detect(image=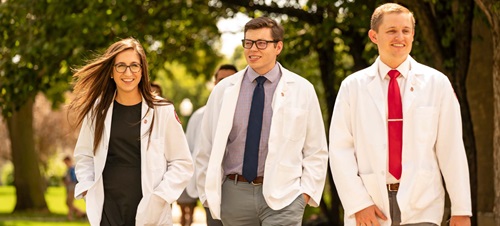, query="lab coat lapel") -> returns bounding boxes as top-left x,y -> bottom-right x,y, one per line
366,63 -> 386,124
140,97 -> 153,149
271,66 -> 291,112
403,58 -> 423,115
218,71 -> 244,129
